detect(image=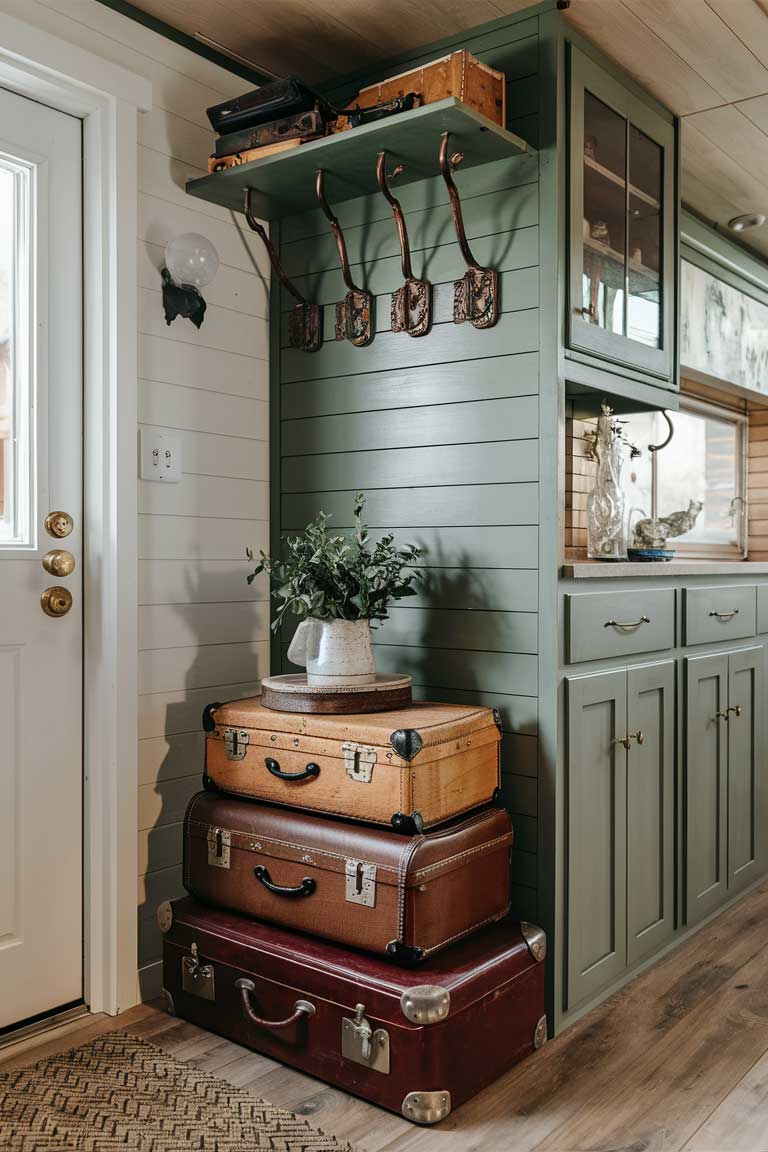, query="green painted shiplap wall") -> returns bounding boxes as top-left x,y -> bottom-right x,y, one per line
273,11 -> 542,918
